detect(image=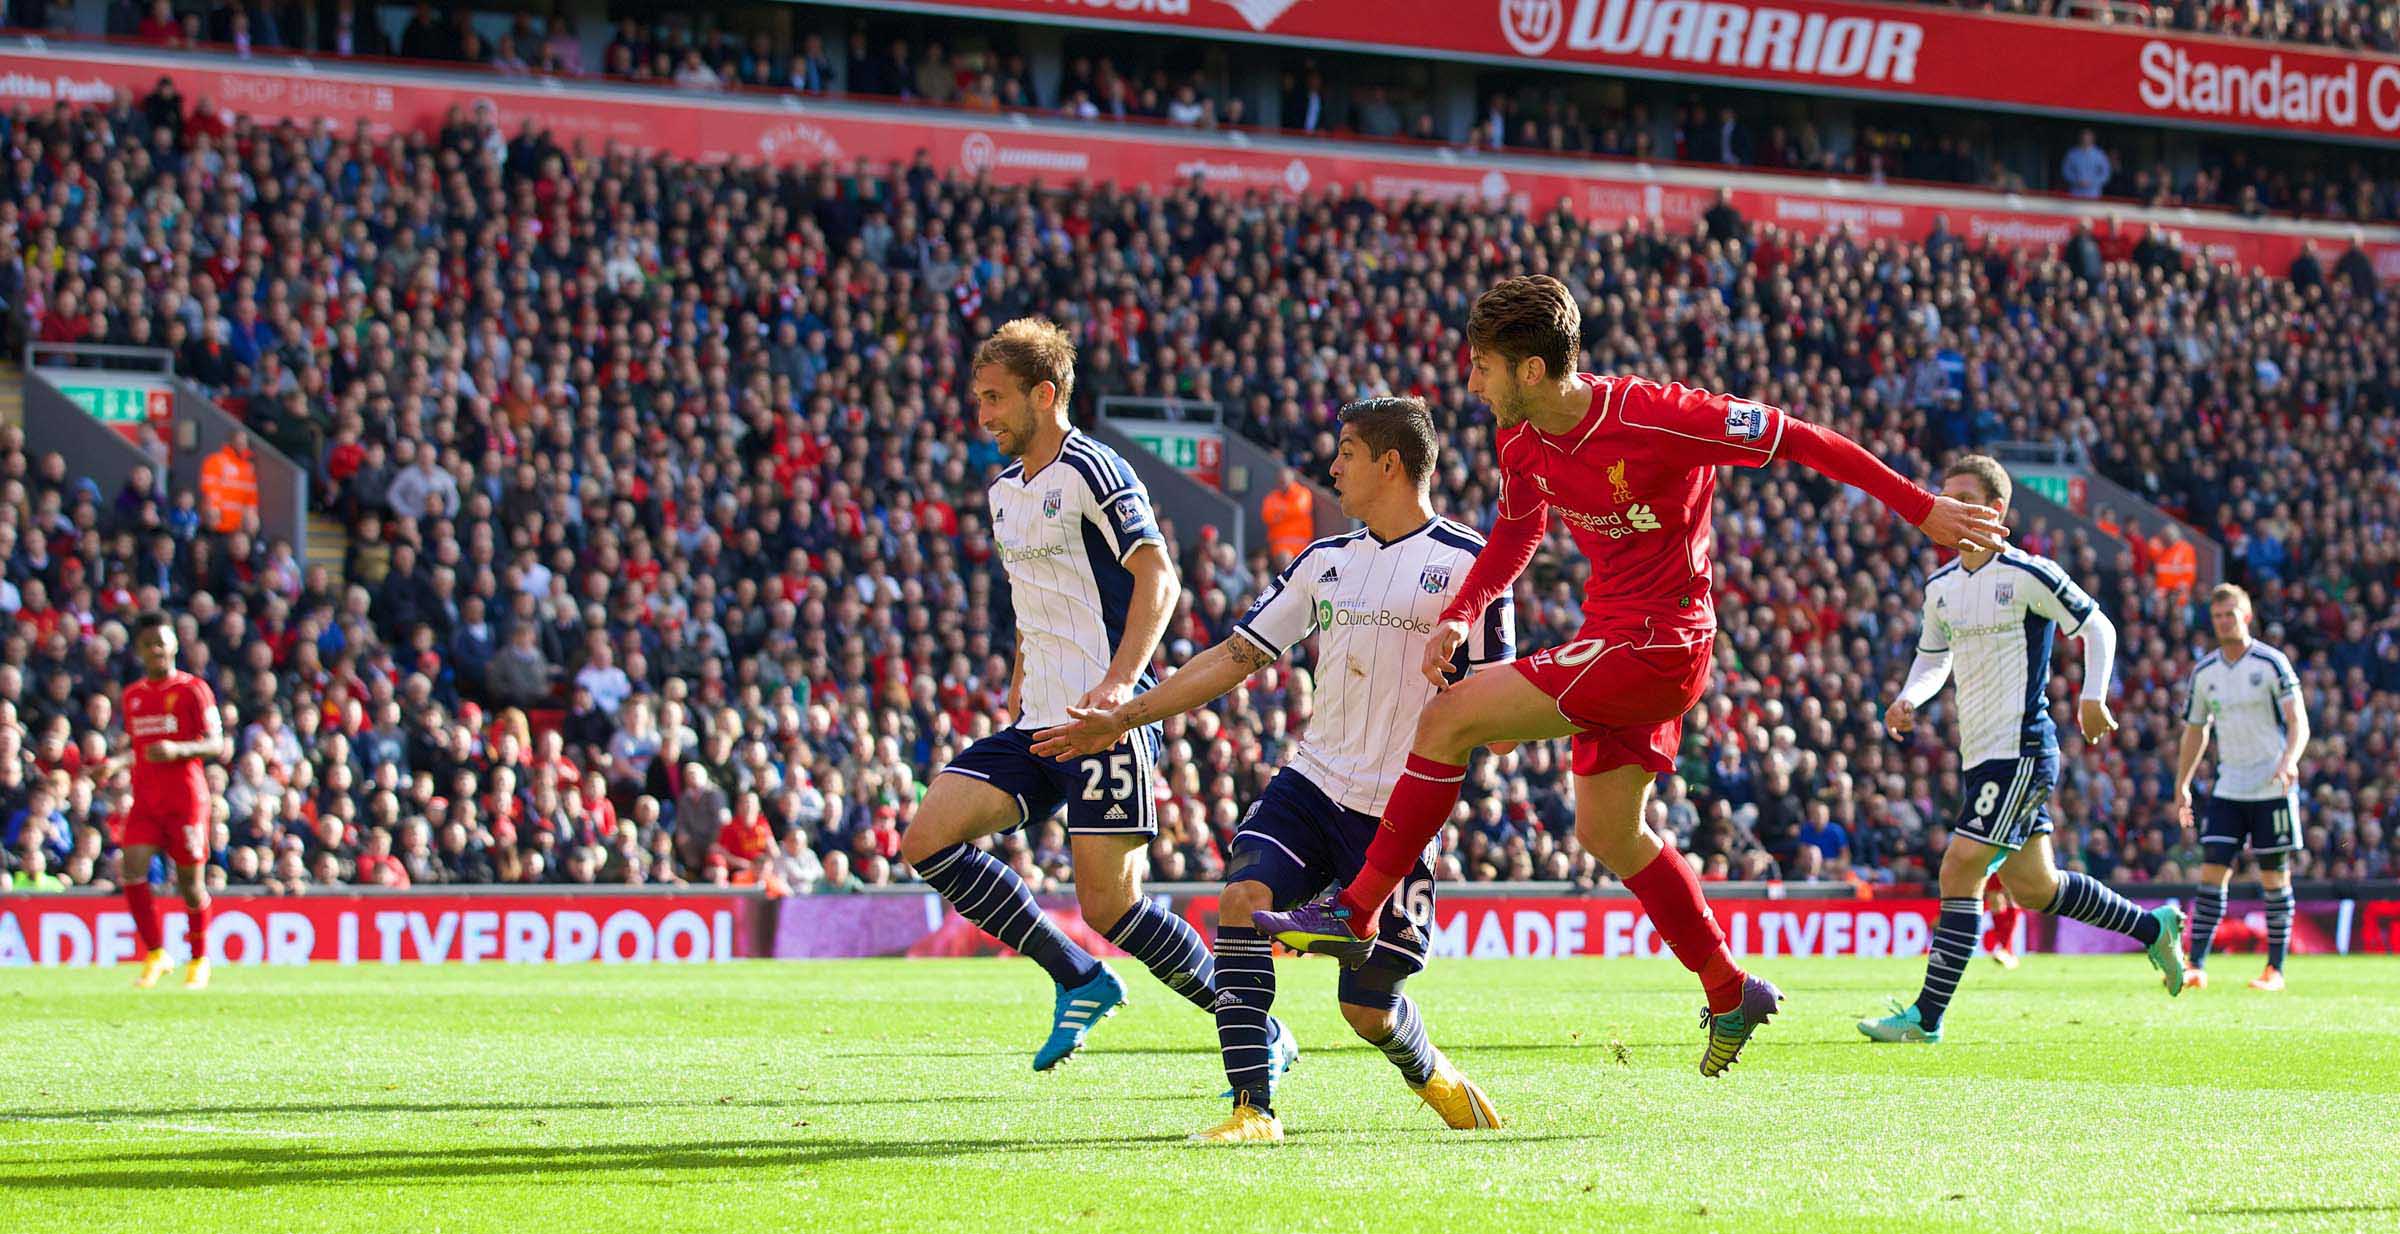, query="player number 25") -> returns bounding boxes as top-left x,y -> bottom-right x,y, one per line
1081,751 -> 1136,801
